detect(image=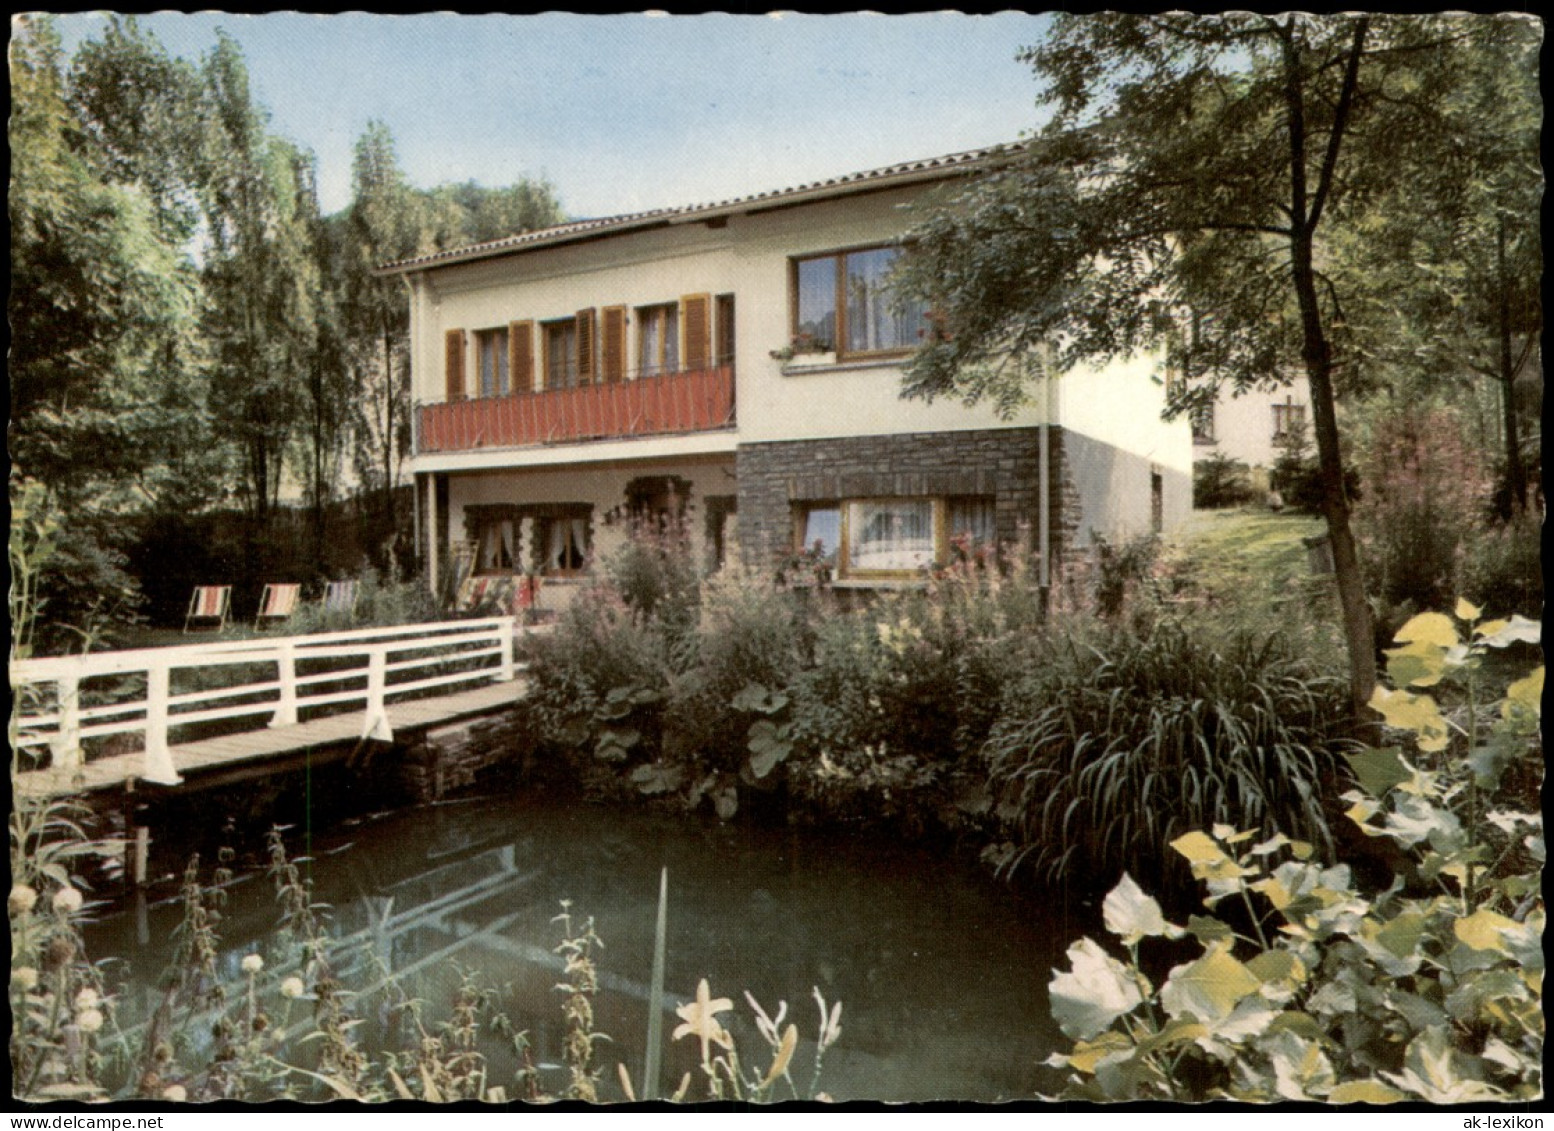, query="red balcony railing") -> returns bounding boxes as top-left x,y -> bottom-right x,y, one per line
415,365 -> 735,454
